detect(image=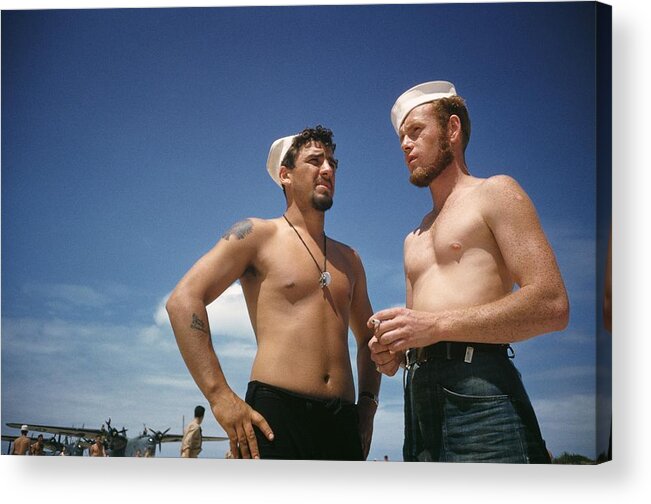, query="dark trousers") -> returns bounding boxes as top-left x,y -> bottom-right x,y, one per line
245,380 -> 363,461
